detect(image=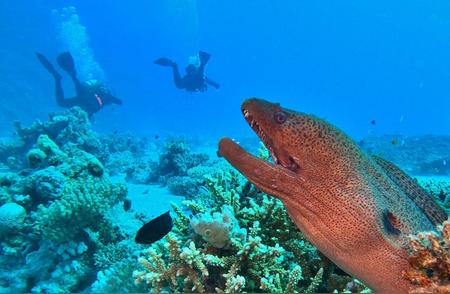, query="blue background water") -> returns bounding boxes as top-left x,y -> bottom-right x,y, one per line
1,0 -> 450,141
